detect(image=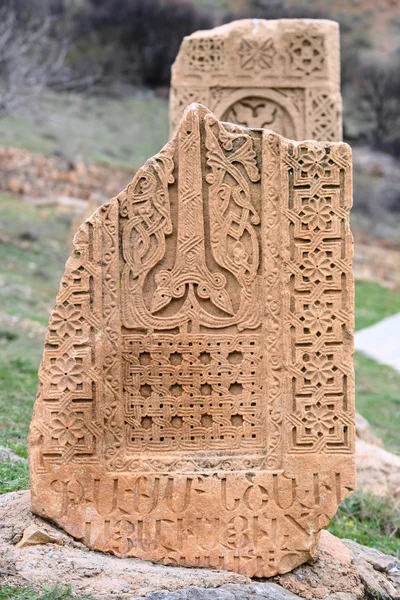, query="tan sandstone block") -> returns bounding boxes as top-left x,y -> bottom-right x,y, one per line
29,104 -> 355,578
170,19 -> 342,142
